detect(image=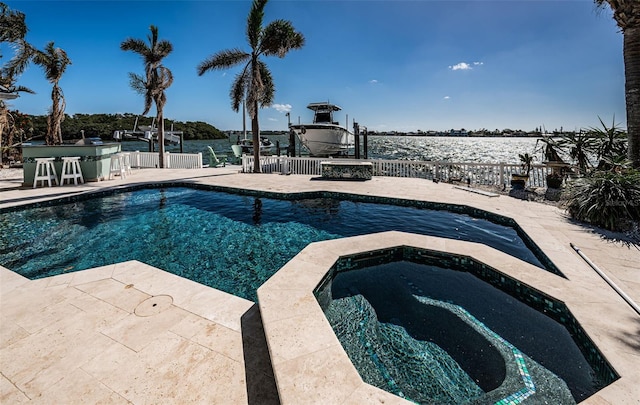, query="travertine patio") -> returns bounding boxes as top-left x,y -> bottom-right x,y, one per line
1,166 -> 638,404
